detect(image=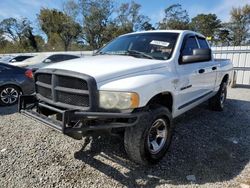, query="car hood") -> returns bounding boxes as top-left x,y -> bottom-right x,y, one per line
42,55 -> 167,83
